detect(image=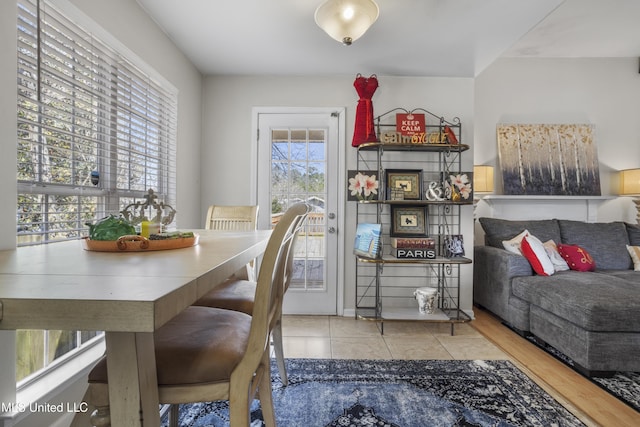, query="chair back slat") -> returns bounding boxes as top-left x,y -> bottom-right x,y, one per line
209,219 -> 254,231
205,205 -> 258,231
206,205 -> 260,280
